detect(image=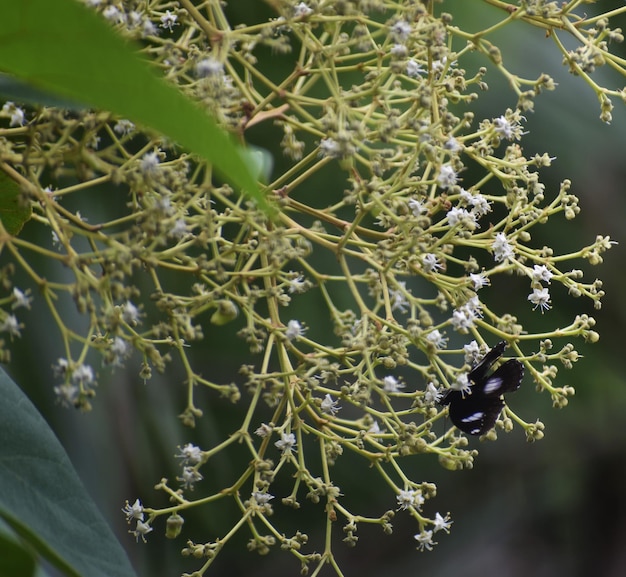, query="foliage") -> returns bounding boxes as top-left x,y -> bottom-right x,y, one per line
0,1 -> 623,576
